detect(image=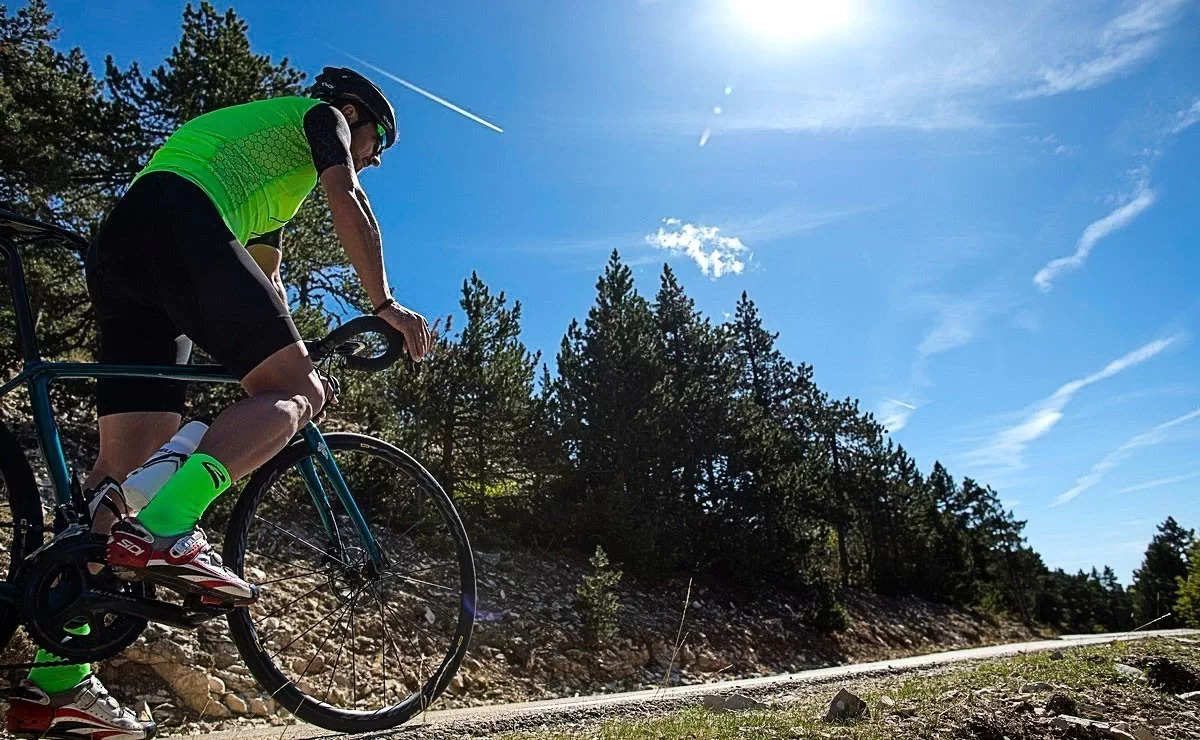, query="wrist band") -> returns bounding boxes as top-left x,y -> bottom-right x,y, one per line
373,298 -> 397,315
